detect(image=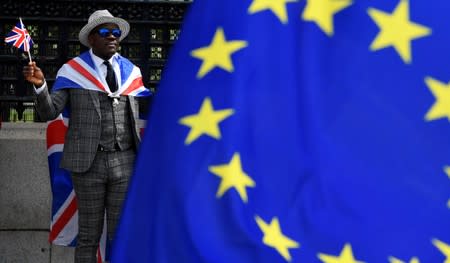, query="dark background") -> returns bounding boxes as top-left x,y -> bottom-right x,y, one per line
0,0 -> 191,122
